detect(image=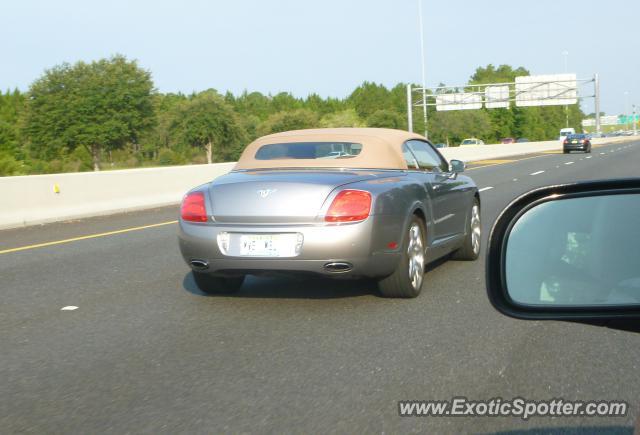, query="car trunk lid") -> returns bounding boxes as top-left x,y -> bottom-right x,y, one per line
208,169 -> 396,224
